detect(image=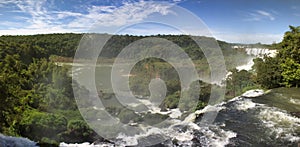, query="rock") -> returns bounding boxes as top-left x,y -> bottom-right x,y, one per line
290,112 -> 300,118
93,138 -> 114,145
241,89 -> 264,98
0,133 -> 37,147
